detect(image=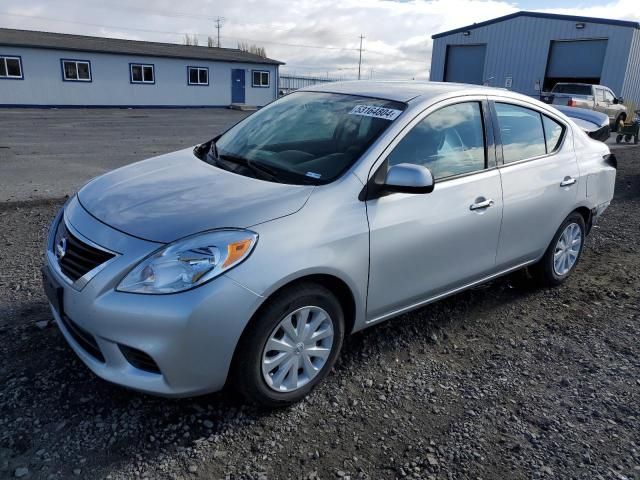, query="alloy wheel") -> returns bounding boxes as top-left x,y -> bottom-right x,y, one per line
553,222 -> 582,276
